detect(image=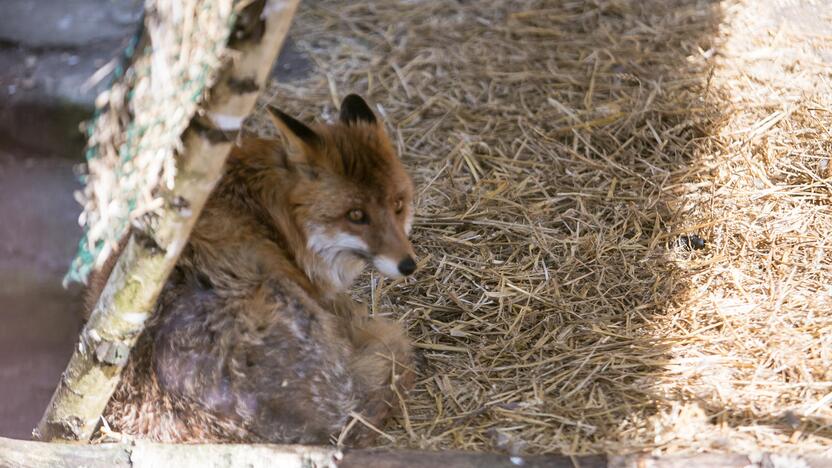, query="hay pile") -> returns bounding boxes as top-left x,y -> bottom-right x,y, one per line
252,0 -> 832,455
68,1 -> 234,284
